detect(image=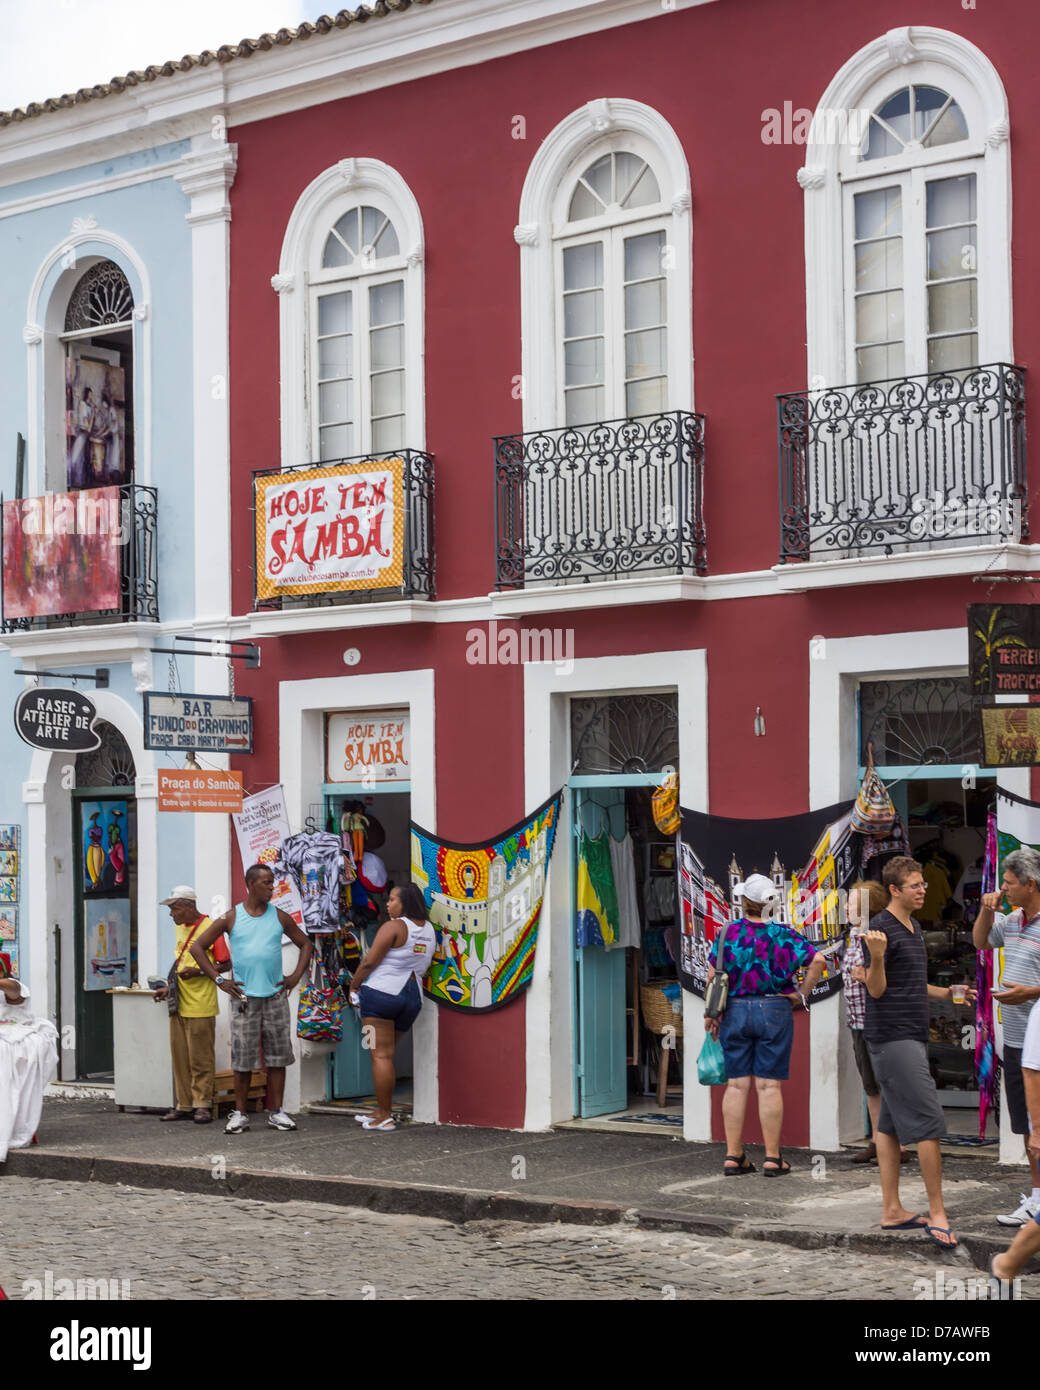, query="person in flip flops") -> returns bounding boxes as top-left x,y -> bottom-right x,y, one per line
863,857 -> 976,1248
988,991 -> 1040,1296
705,874 -> 825,1176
